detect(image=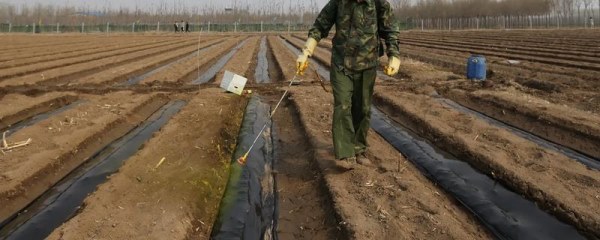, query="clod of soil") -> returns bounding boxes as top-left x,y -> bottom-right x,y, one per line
518,78 -> 562,93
